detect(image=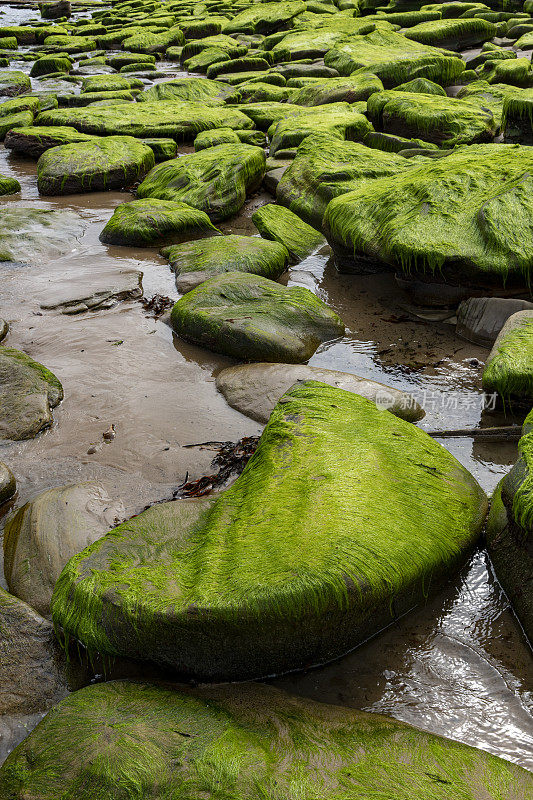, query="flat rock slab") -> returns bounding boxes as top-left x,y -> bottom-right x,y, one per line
1,680 -> 530,799
37,136 -> 155,195
100,199 -> 218,247
0,71 -> 31,97
269,103 -> 372,156
39,268 -> 142,313
4,482 -> 125,616
457,297 -> 533,347
0,208 -> 85,263
0,348 -> 63,441
5,125 -> 95,158
170,272 -> 344,362
137,144 -> 266,222
215,363 -> 425,423
482,310 -> 533,402
252,203 -> 326,263
161,234 -> 289,293
52,382 -> 486,680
